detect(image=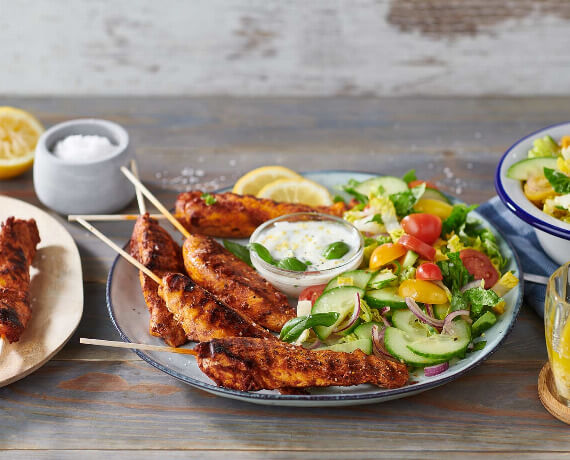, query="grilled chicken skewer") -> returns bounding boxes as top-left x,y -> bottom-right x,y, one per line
129,214 -> 188,347
159,273 -> 275,341
196,337 -> 409,391
183,234 -> 295,332
78,218 -> 276,344
0,217 -> 40,343
174,191 -> 348,238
